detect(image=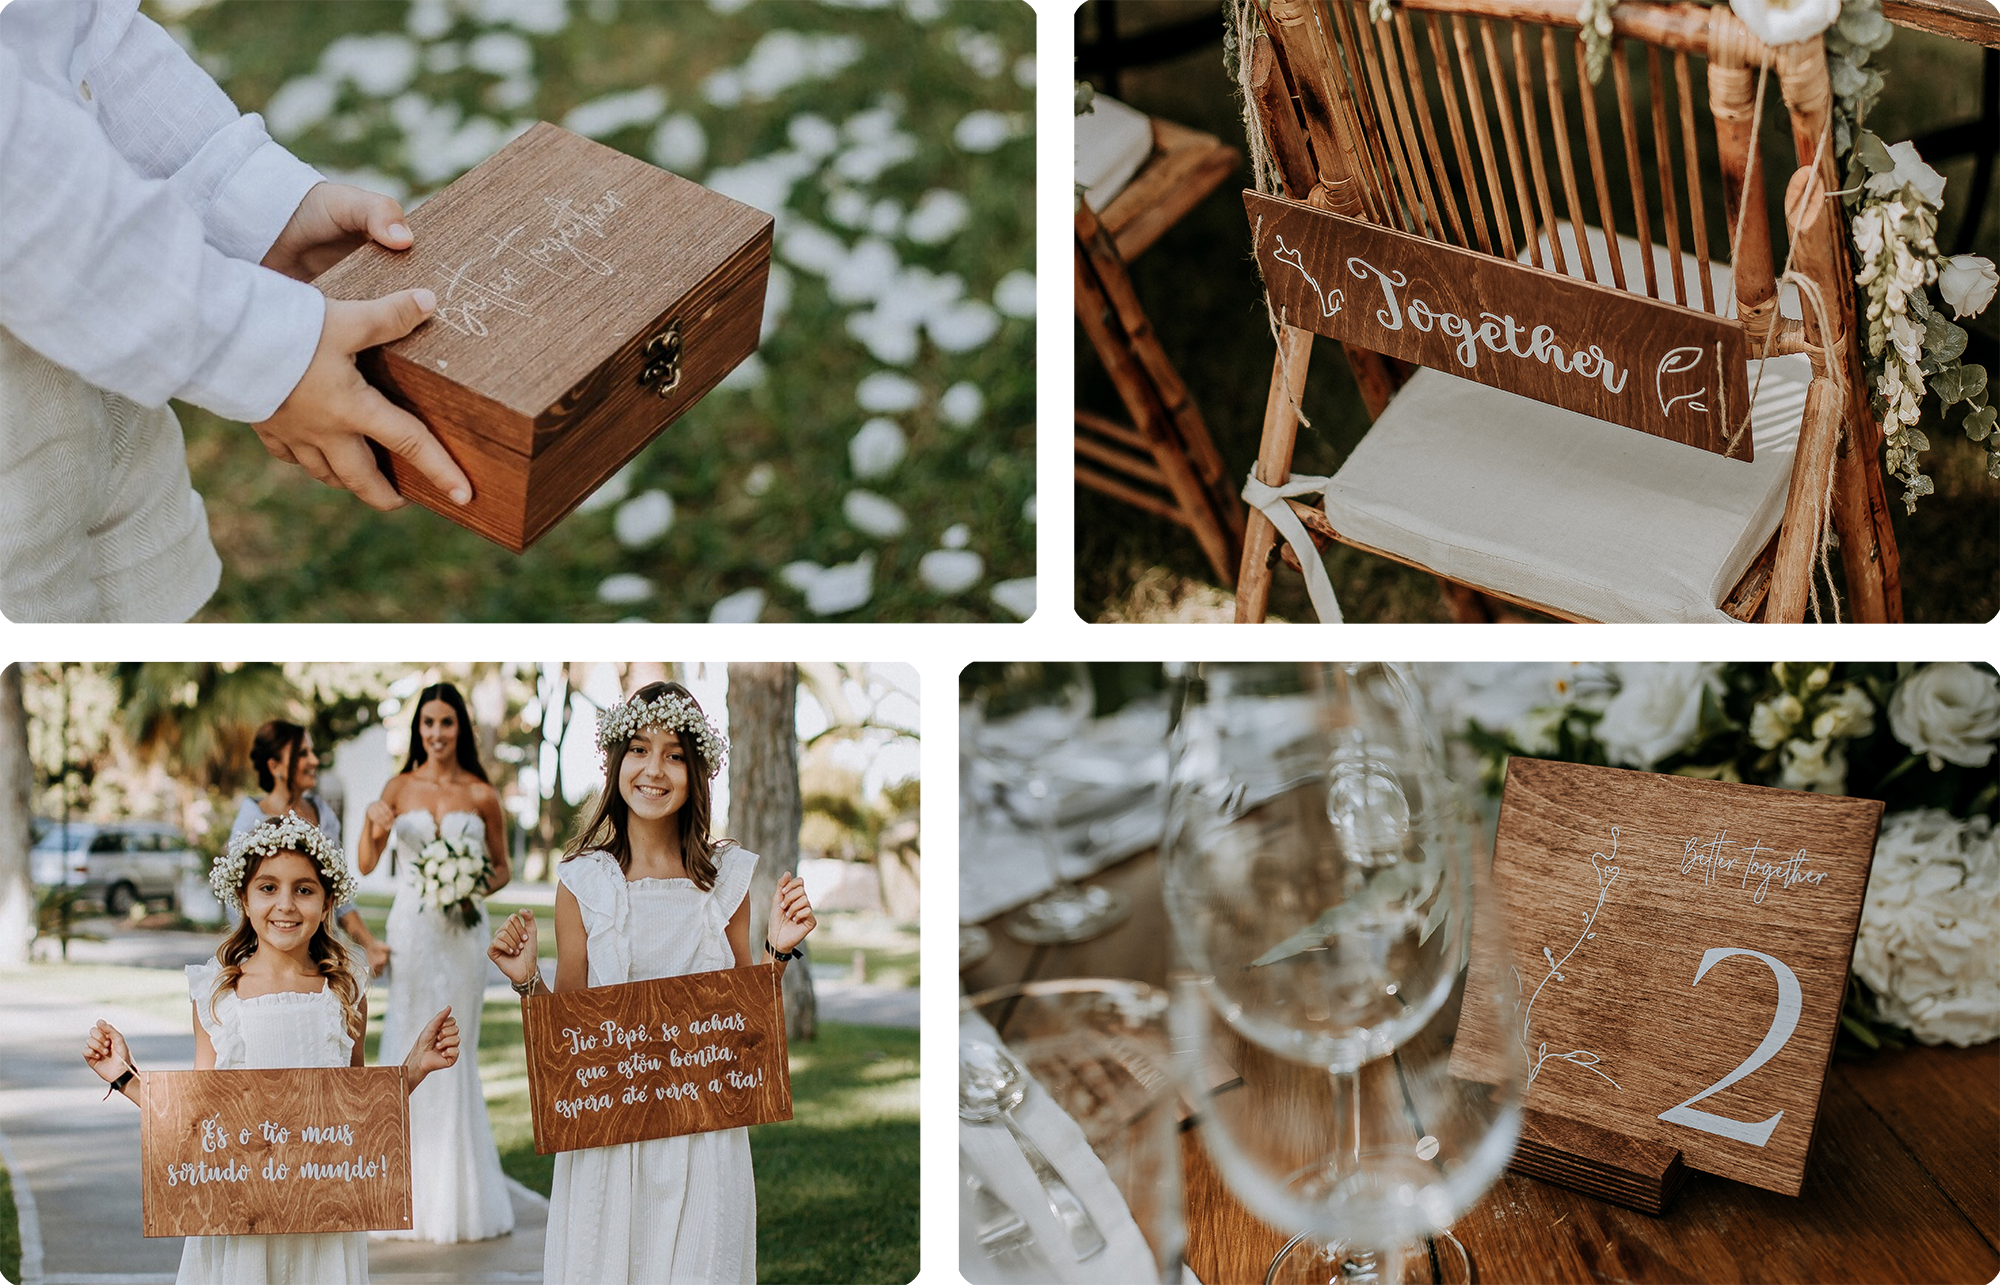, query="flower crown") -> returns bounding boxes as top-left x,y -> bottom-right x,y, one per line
596,691 -> 727,776
211,813 -> 357,910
